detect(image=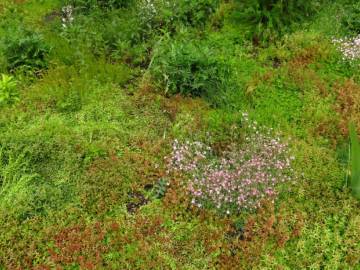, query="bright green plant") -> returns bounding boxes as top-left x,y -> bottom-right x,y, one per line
0,74 -> 19,106
0,147 -> 38,220
349,123 -> 360,200
236,0 -> 320,44
149,38 -> 232,101
152,178 -> 169,199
